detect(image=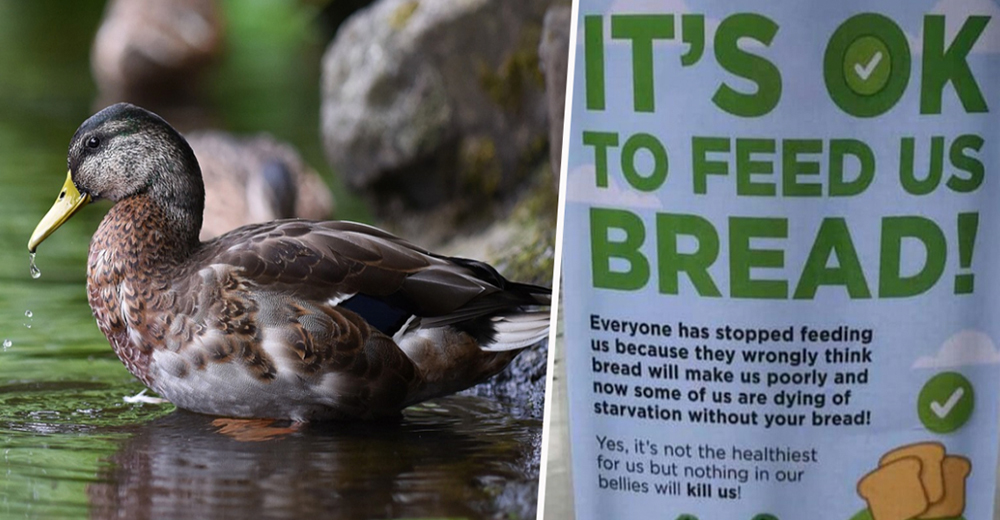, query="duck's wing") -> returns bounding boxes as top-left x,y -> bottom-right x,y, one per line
194,220 -> 550,345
